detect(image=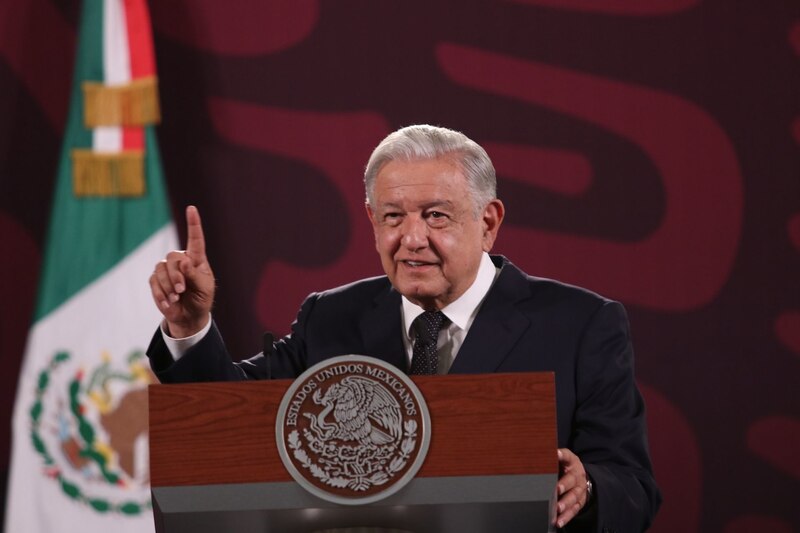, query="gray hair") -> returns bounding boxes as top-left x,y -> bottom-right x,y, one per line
364,125 -> 496,217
